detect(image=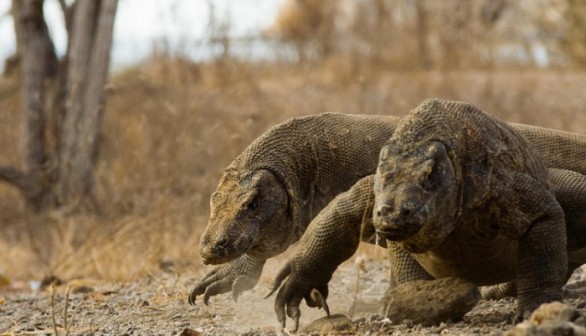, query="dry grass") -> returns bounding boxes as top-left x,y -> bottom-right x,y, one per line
0,55 -> 585,283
